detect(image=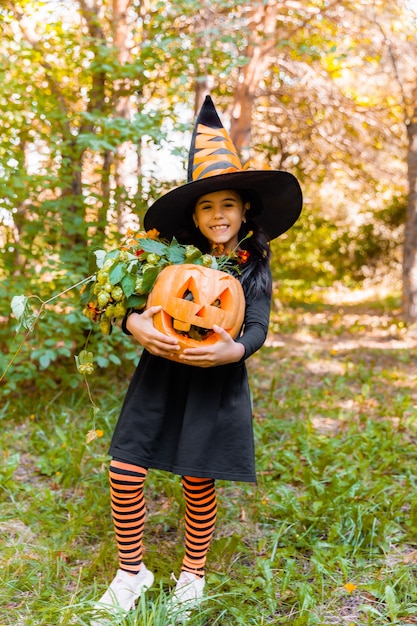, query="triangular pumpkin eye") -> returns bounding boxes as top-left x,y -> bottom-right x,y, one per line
182,289 -> 194,302
211,288 -> 232,310
176,276 -> 198,303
